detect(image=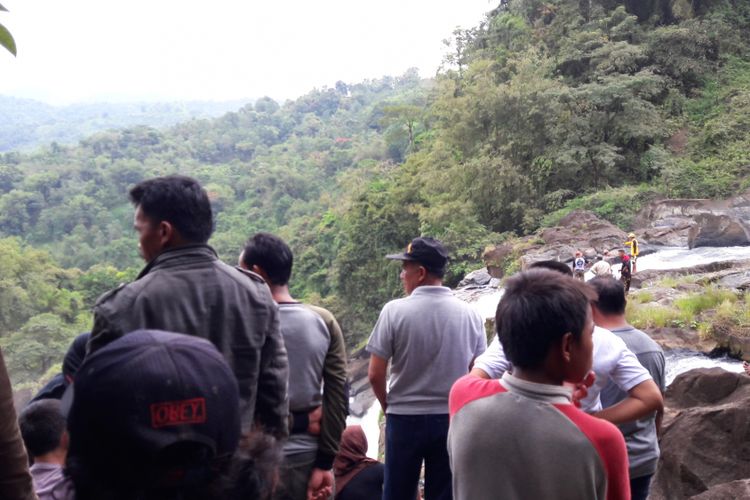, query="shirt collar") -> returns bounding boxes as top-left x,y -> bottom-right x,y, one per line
500,372 -> 573,405
409,285 -> 452,297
